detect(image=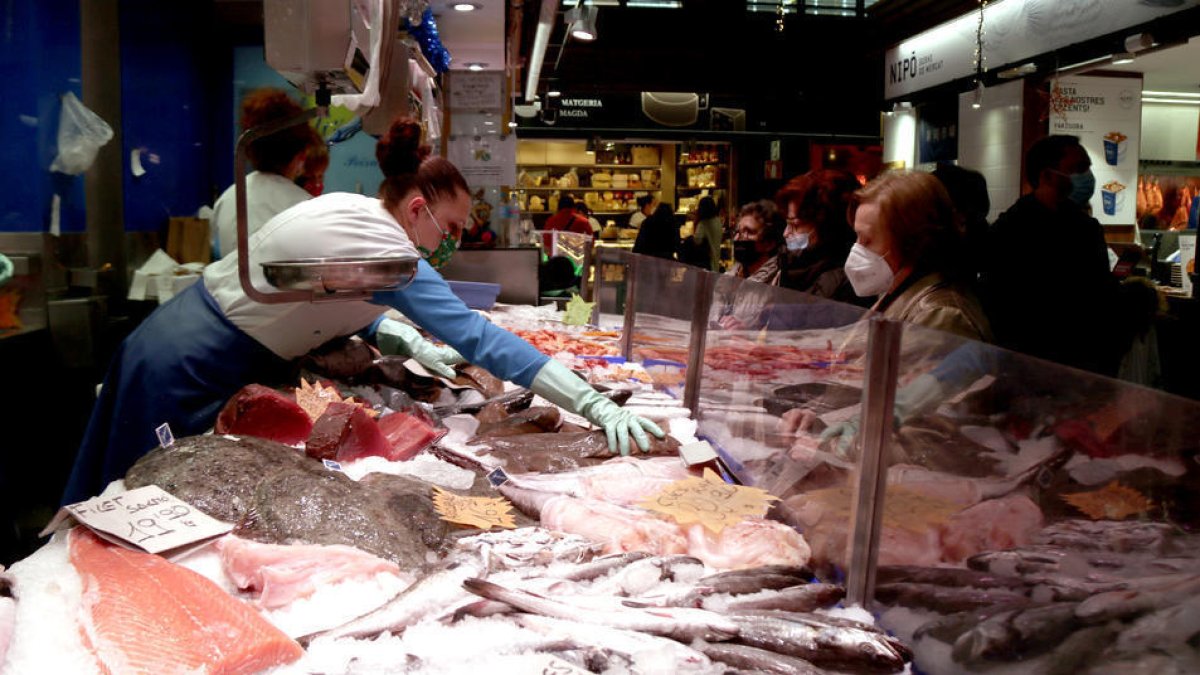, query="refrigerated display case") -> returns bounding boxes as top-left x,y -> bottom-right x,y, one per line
597,249 -> 1200,673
